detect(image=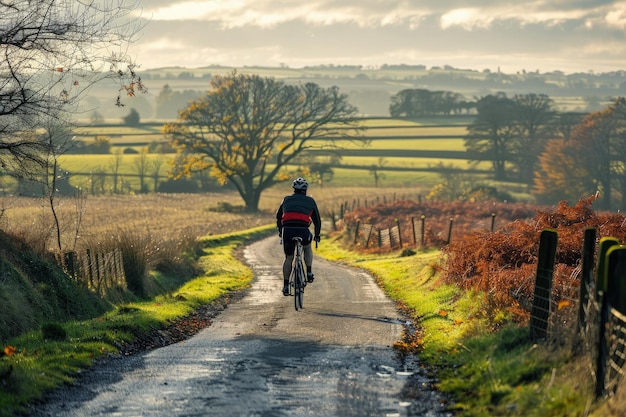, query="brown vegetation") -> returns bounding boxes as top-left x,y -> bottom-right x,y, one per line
342,195 -> 626,327
0,193 -> 270,252
0,186 -> 420,253
342,199 -> 546,249
442,195 -> 626,324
